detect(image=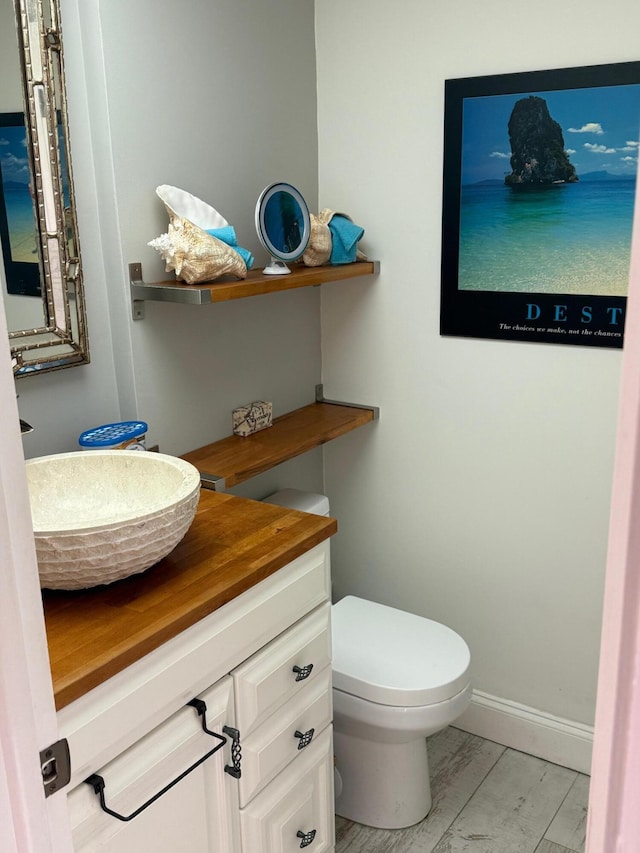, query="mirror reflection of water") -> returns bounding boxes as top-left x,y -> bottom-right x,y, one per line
264,192 -> 304,254
5,185 -> 37,262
